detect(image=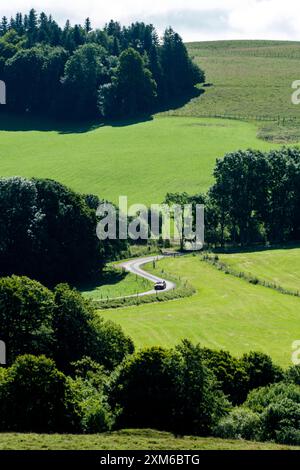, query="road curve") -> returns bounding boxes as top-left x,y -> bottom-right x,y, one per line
118,255 -> 176,298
